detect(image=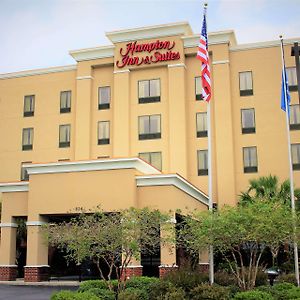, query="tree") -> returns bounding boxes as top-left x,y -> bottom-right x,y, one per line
239,175 -> 300,209
44,207 -> 173,293
179,201 -> 298,290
